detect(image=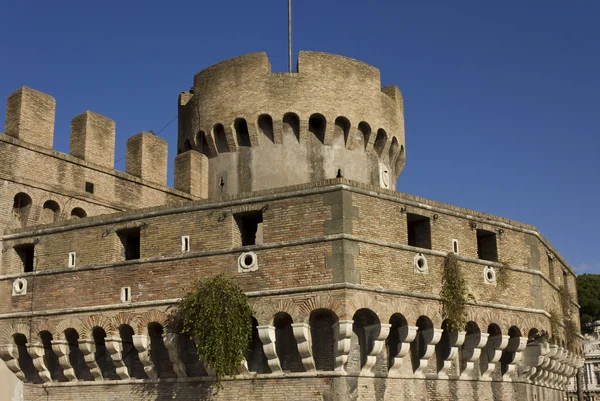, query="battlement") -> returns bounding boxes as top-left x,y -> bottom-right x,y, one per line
178,52 -> 406,198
